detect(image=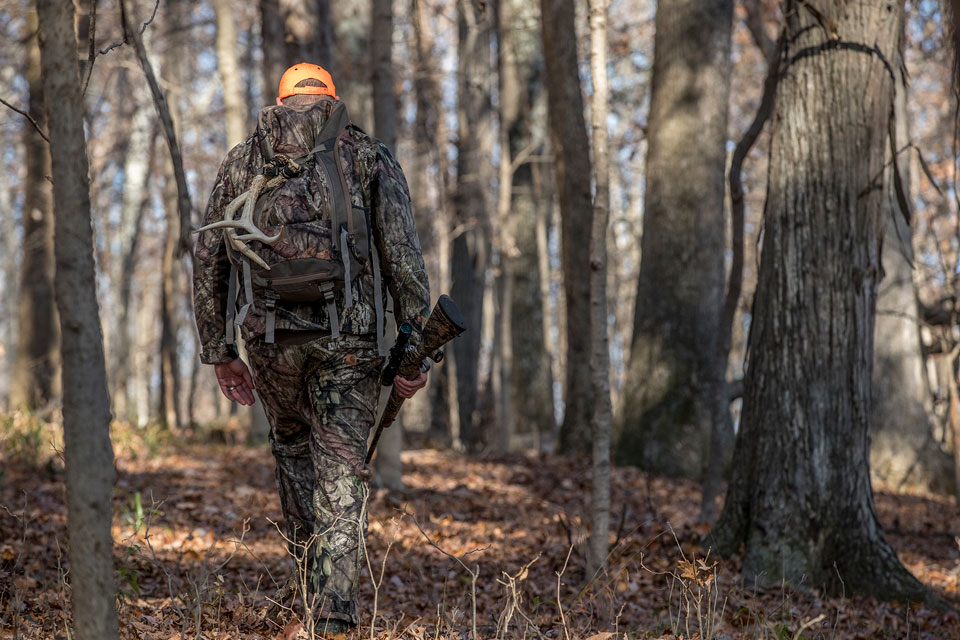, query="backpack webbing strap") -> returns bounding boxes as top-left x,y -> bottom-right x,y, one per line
225,262 -> 239,345
265,299 -> 277,344
340,227 -> 353,309
370,241 -> 387,356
